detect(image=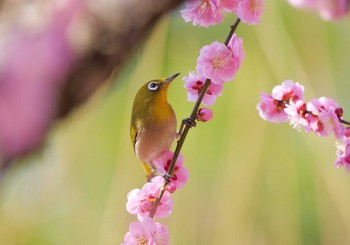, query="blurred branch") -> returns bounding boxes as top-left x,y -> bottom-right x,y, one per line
0,0 -> 185,170
58,0 -> 185,117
